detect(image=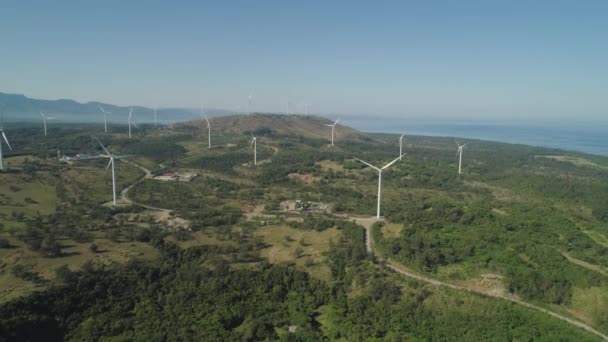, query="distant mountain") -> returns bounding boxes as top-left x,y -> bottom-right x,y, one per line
181,113 -> 367,141
0,91 -> 232,124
